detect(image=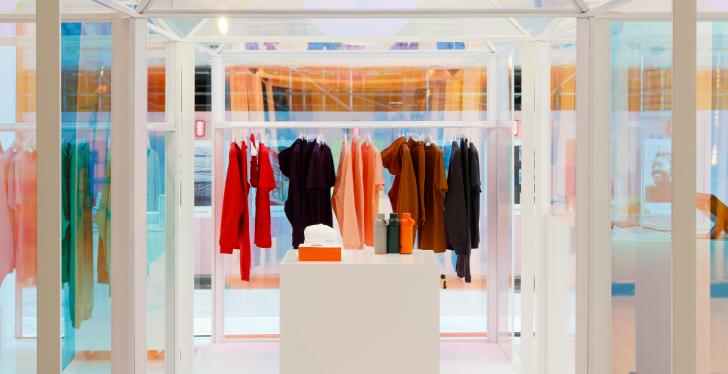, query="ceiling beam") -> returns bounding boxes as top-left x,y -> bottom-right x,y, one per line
90,0 -> 138,17
583,0 -> 635,17
144,8 -> 581,18
508,18 -> 531,38
137,0 -> 155,14
569,0 -> 590,13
